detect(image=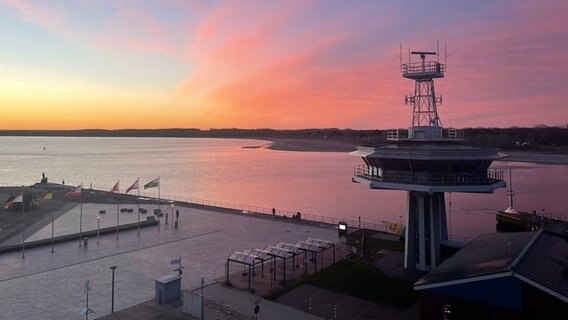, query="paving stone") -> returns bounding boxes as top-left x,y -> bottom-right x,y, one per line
0,205 -> 338,319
